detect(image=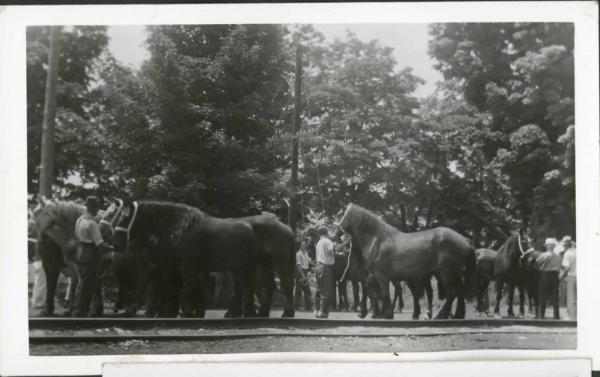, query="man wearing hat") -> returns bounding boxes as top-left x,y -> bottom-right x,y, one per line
535,238 -> 563,319
74,196 -> 107,317
559,236 -> 576,320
